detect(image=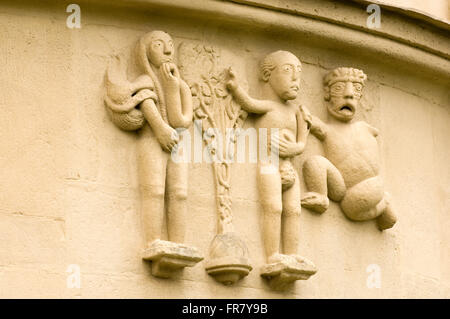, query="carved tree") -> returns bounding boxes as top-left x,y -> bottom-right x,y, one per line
178,43 -> 252,285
